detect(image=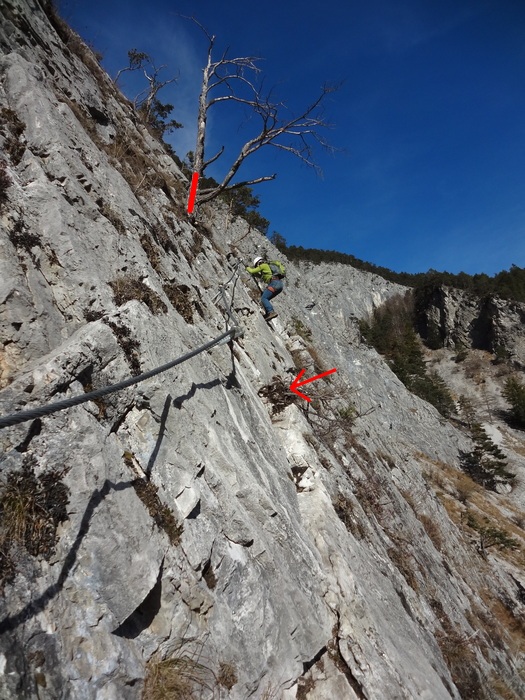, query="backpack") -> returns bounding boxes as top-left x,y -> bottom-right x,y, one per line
268,260 -> 286,279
